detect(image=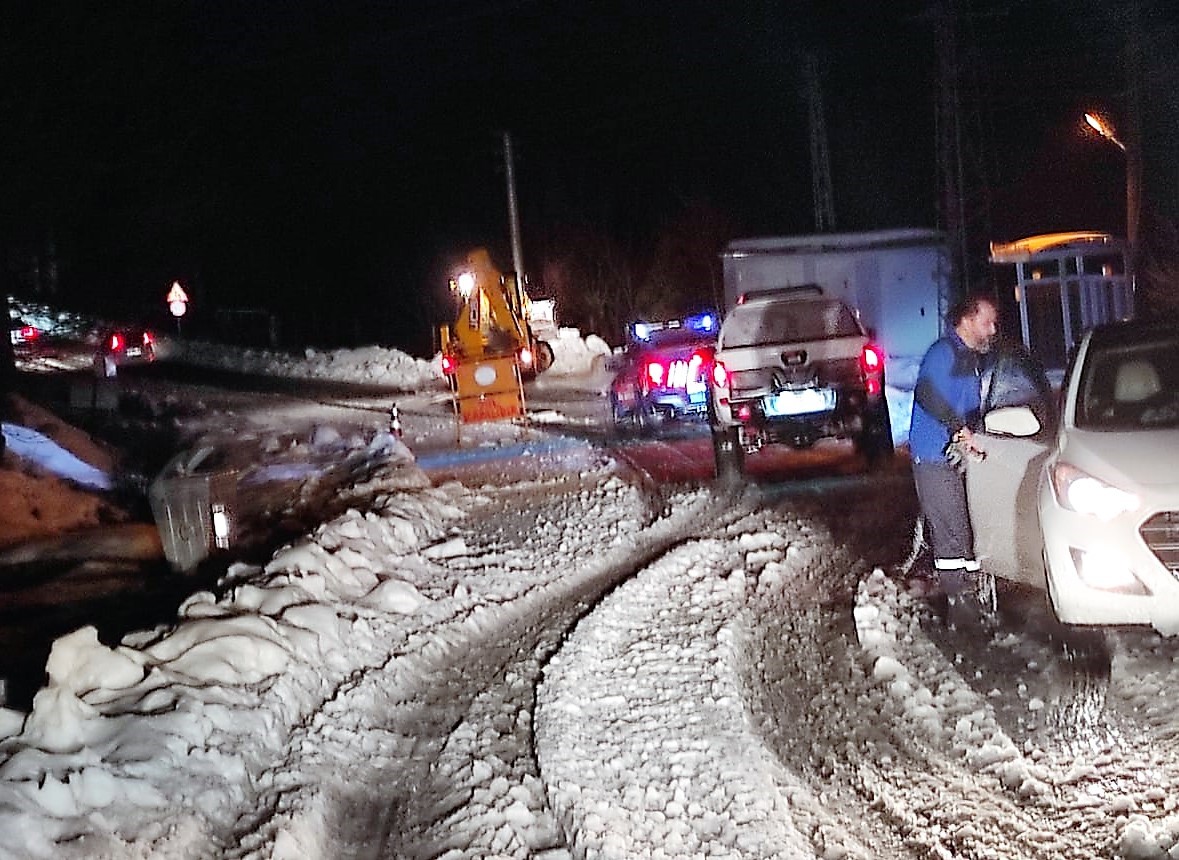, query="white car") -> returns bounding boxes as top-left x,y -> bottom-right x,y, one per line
969,319 -> 1179,633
